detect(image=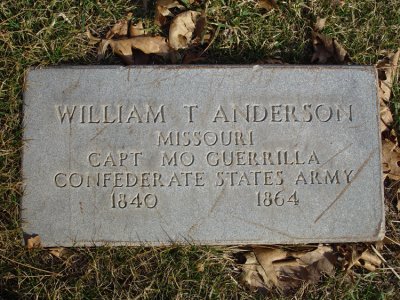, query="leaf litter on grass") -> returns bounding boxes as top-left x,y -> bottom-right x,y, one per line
311,17 -> 350,64
240,17 -> 397,294
378,50 -> 400,133
379,49 -> 400,181
82,6 -> 399,296
87,5 -> 209,65
1,0 -> 400,298
241,245 -> 335,293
